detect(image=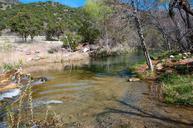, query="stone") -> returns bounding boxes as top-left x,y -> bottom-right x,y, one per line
183,56 -> 187,59
35,50 -> 40,54
32,56 -> 41,61
170,55 -> 175,59
156,63 -> 163,70
128,77 -> 140,82
25,51 -> 31,55
183,53 -> 188,56
83,47 -> 90,53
